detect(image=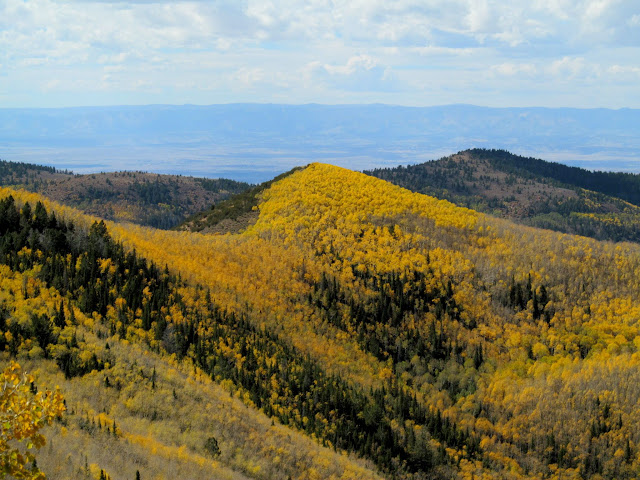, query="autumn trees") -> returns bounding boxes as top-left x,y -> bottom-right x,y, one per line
3,160 -> 640,479
0,362 -> 64,479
